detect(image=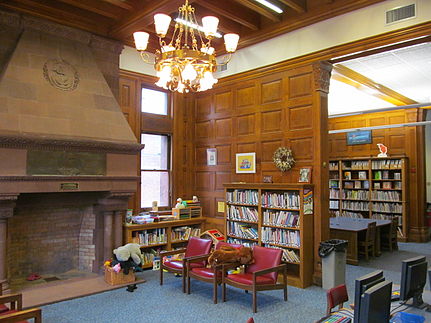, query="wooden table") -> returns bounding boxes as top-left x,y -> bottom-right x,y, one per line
329,217 -> 391,265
